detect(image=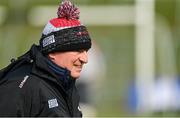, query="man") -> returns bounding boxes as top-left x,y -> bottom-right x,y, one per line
0,0 -> 91,117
